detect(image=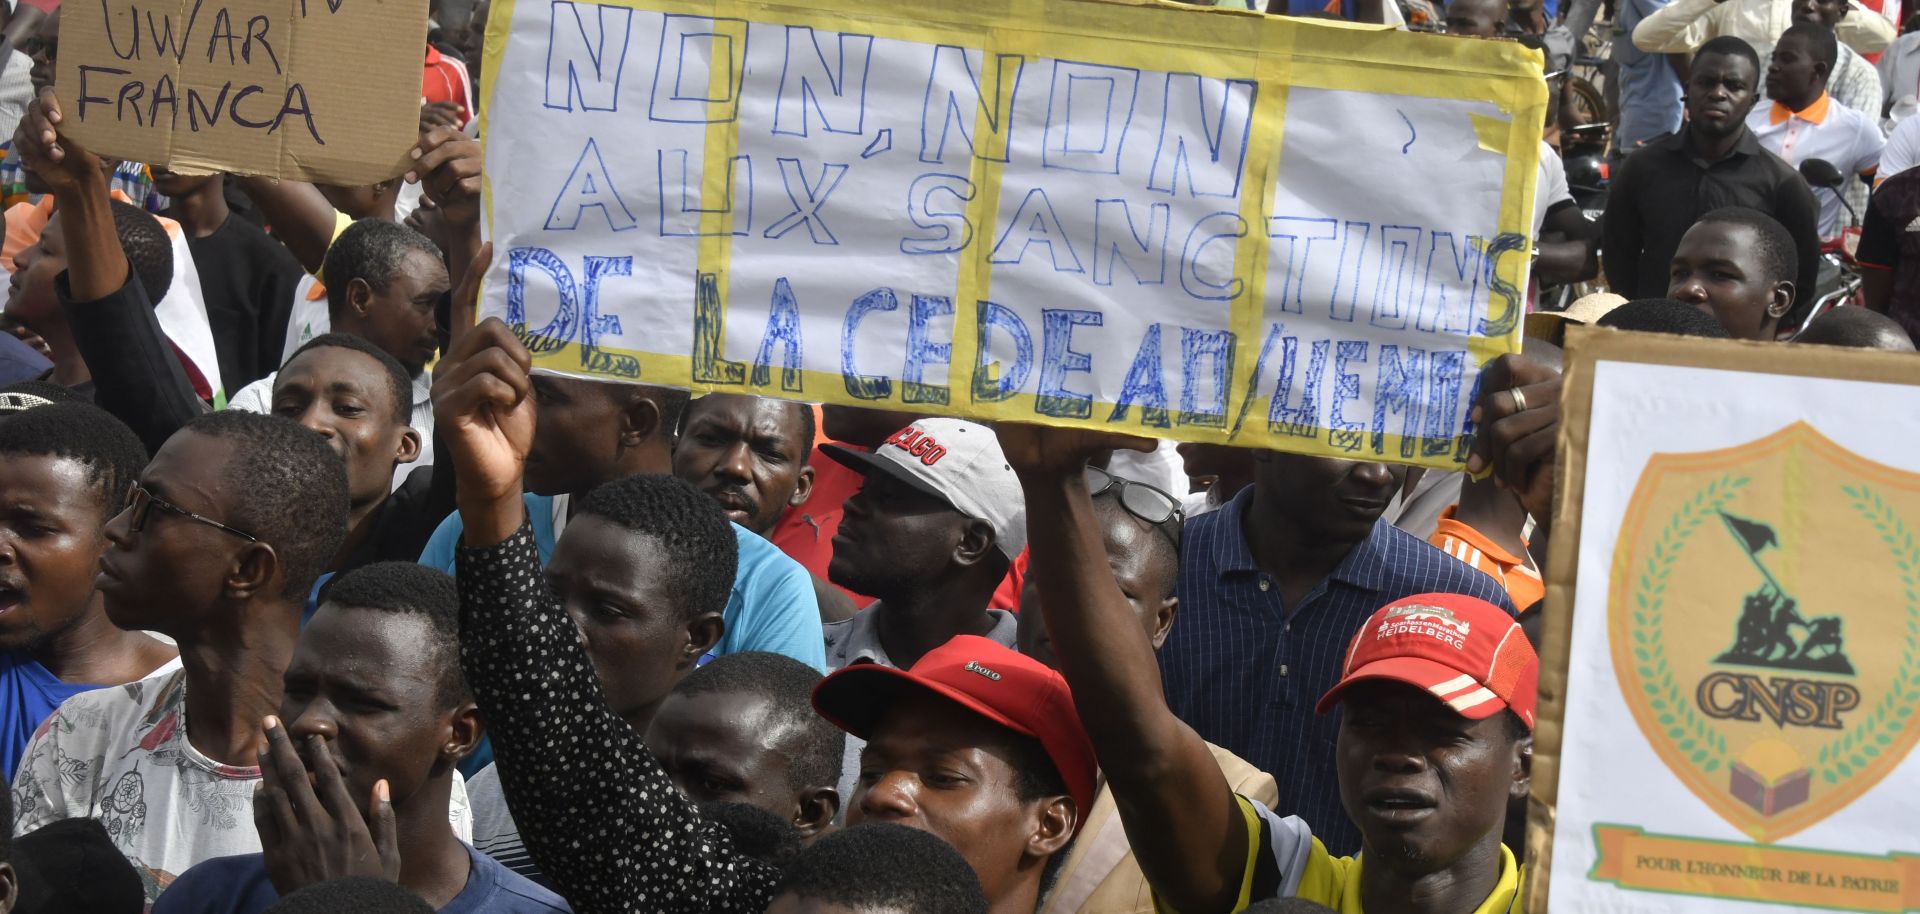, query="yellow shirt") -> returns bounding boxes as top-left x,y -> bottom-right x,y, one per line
1160,796 -> 1525,914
